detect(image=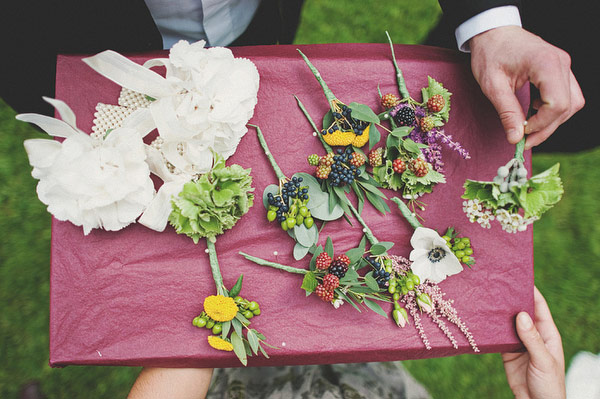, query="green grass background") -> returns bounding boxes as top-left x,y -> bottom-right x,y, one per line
1,0 -> 598,397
